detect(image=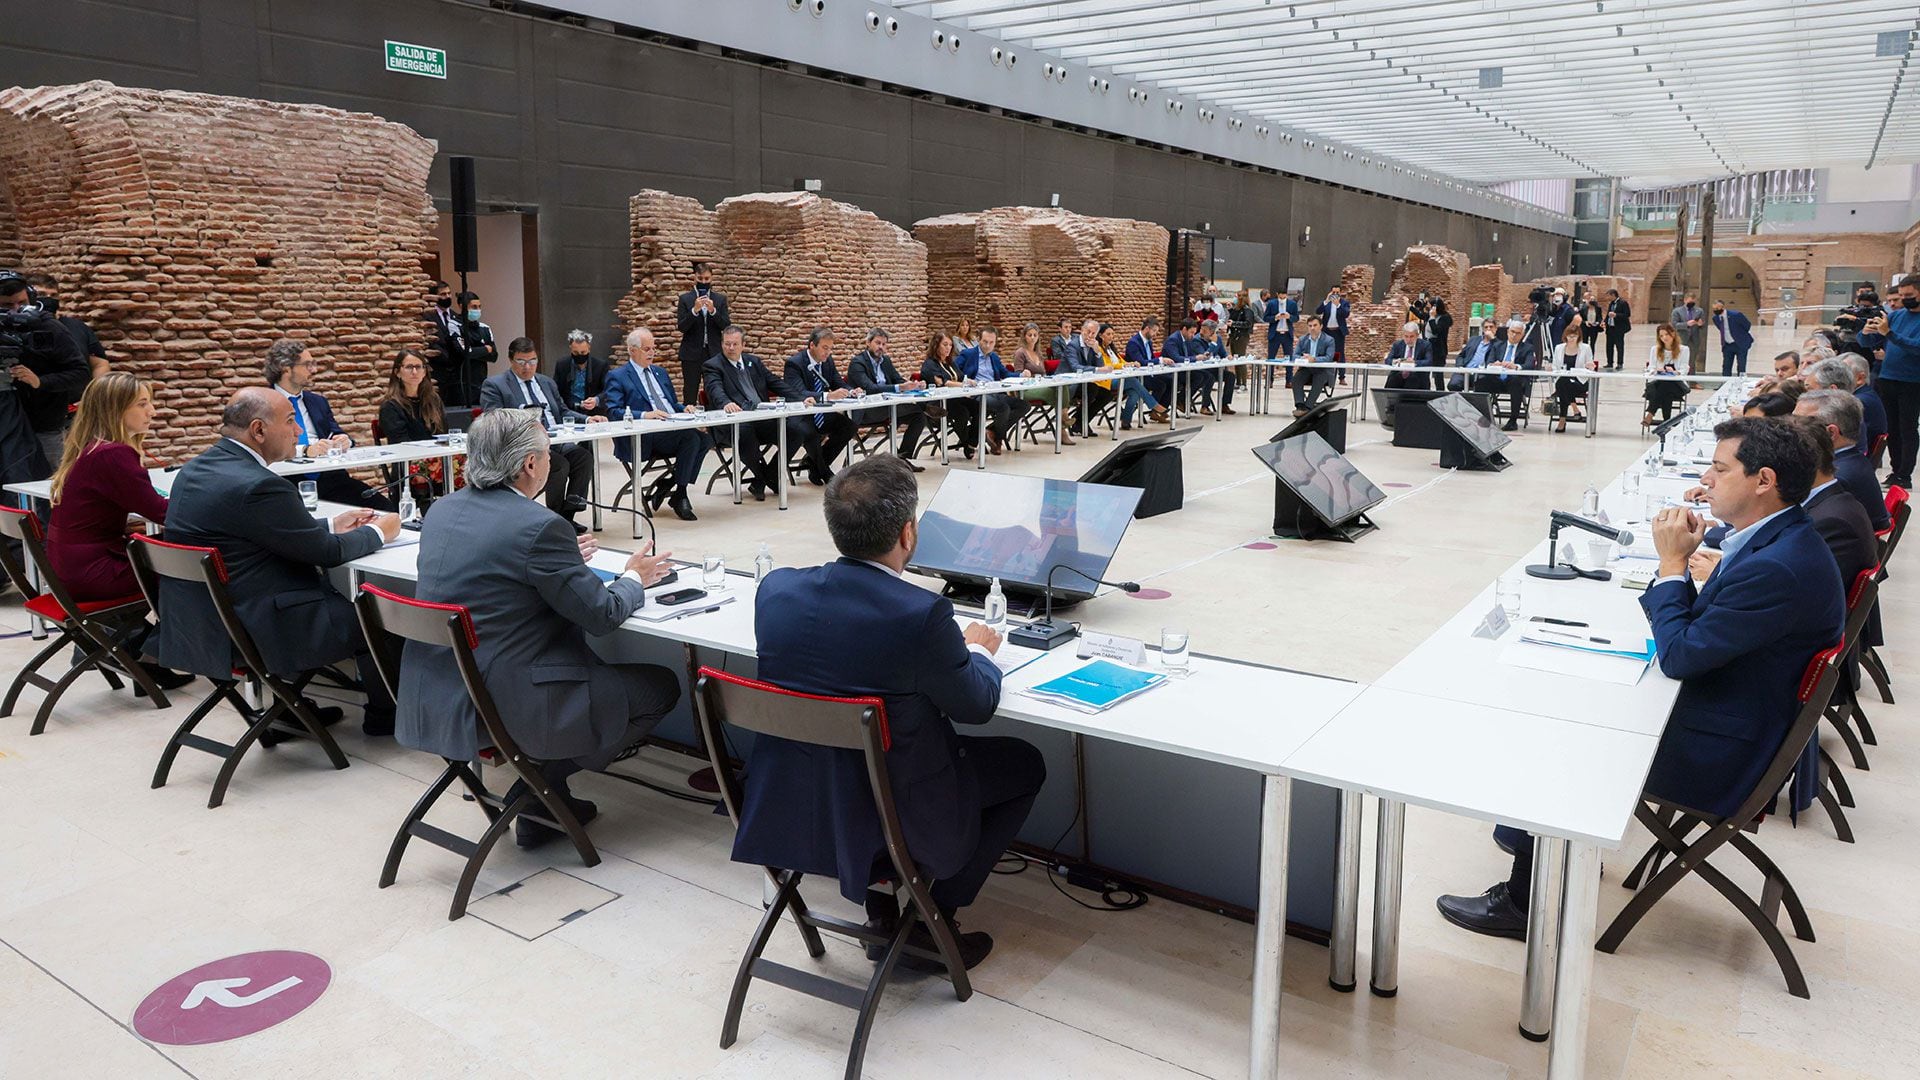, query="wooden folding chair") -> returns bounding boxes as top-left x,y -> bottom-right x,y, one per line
1822,568 -> 1882,775
1599,641 -> 1847,998
130,534 -> 349,808
1860,487 -> 1906,705
694,666 -> 972,1080
0,506 -> 172,733
355,584 -> 598,920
